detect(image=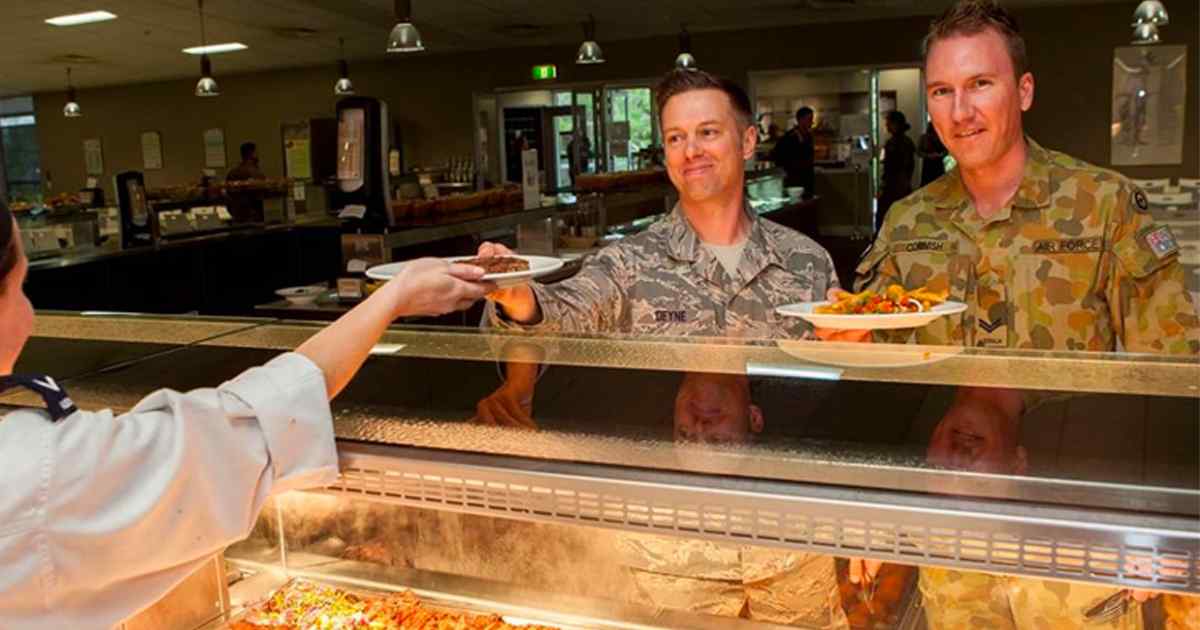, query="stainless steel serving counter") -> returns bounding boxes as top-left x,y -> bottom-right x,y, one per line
27,216 -> 340,272
7,313 -> 1198,599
